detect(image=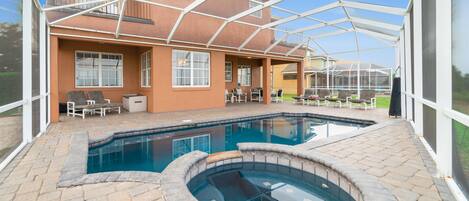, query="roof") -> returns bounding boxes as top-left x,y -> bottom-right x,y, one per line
281,61 -> 390,74
42,0 -> 408,59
